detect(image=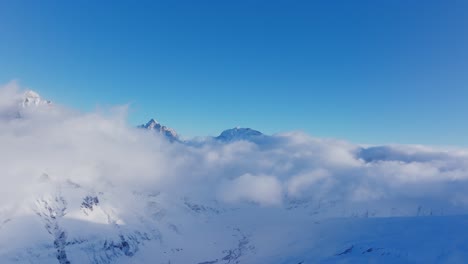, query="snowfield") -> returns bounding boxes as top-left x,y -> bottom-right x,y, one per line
1,82 -> 468,263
